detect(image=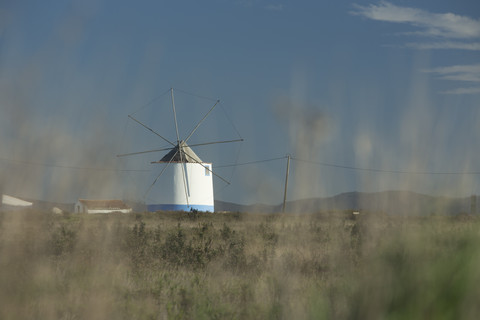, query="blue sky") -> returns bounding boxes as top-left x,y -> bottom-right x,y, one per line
1,0 -> 480,205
